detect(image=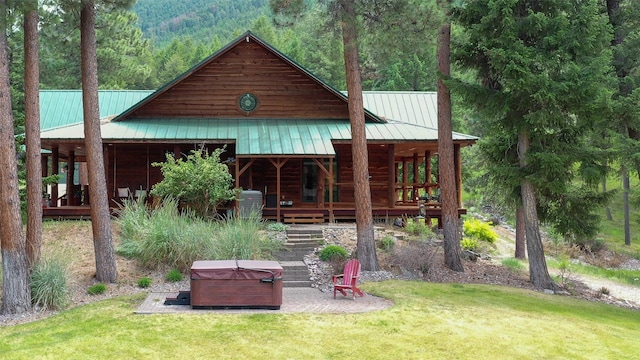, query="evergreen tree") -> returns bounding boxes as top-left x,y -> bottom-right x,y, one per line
450,0 -> 613,289
606,0 -> 640,247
